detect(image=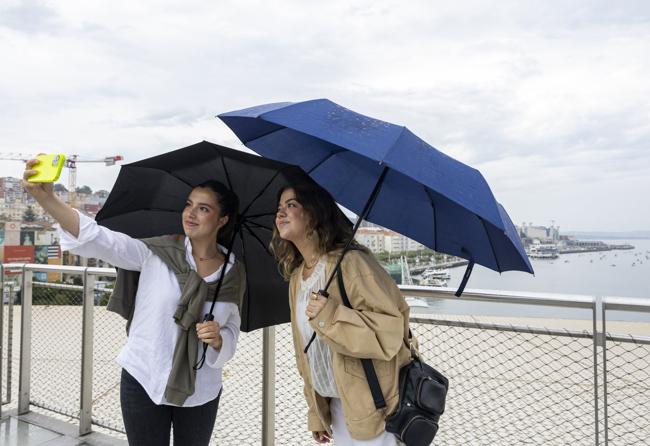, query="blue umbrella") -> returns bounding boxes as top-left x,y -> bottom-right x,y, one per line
219,99 -> 533,294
